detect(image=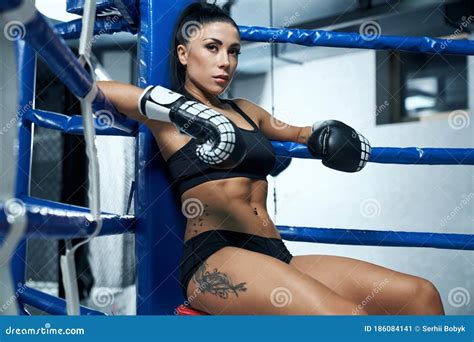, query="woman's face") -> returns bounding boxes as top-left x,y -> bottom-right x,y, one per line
177,21 -> 241,98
